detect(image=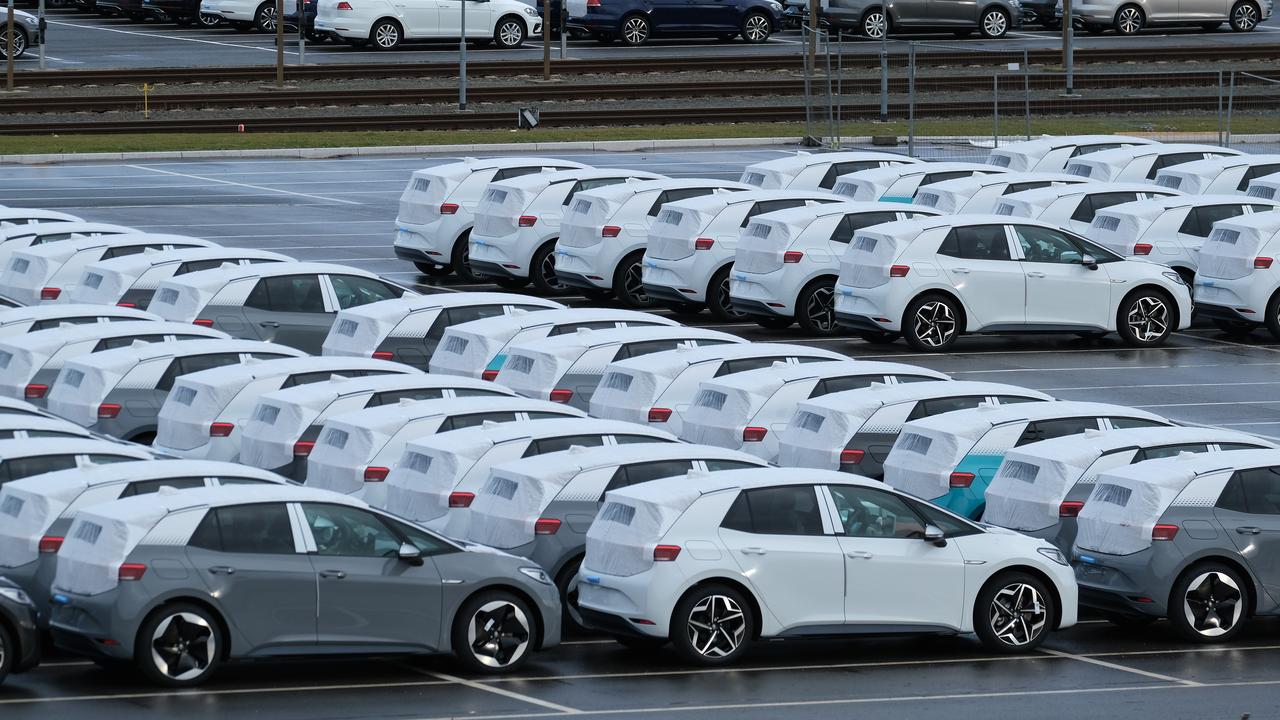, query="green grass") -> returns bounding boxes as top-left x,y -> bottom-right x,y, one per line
2,115 -> 1272,155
